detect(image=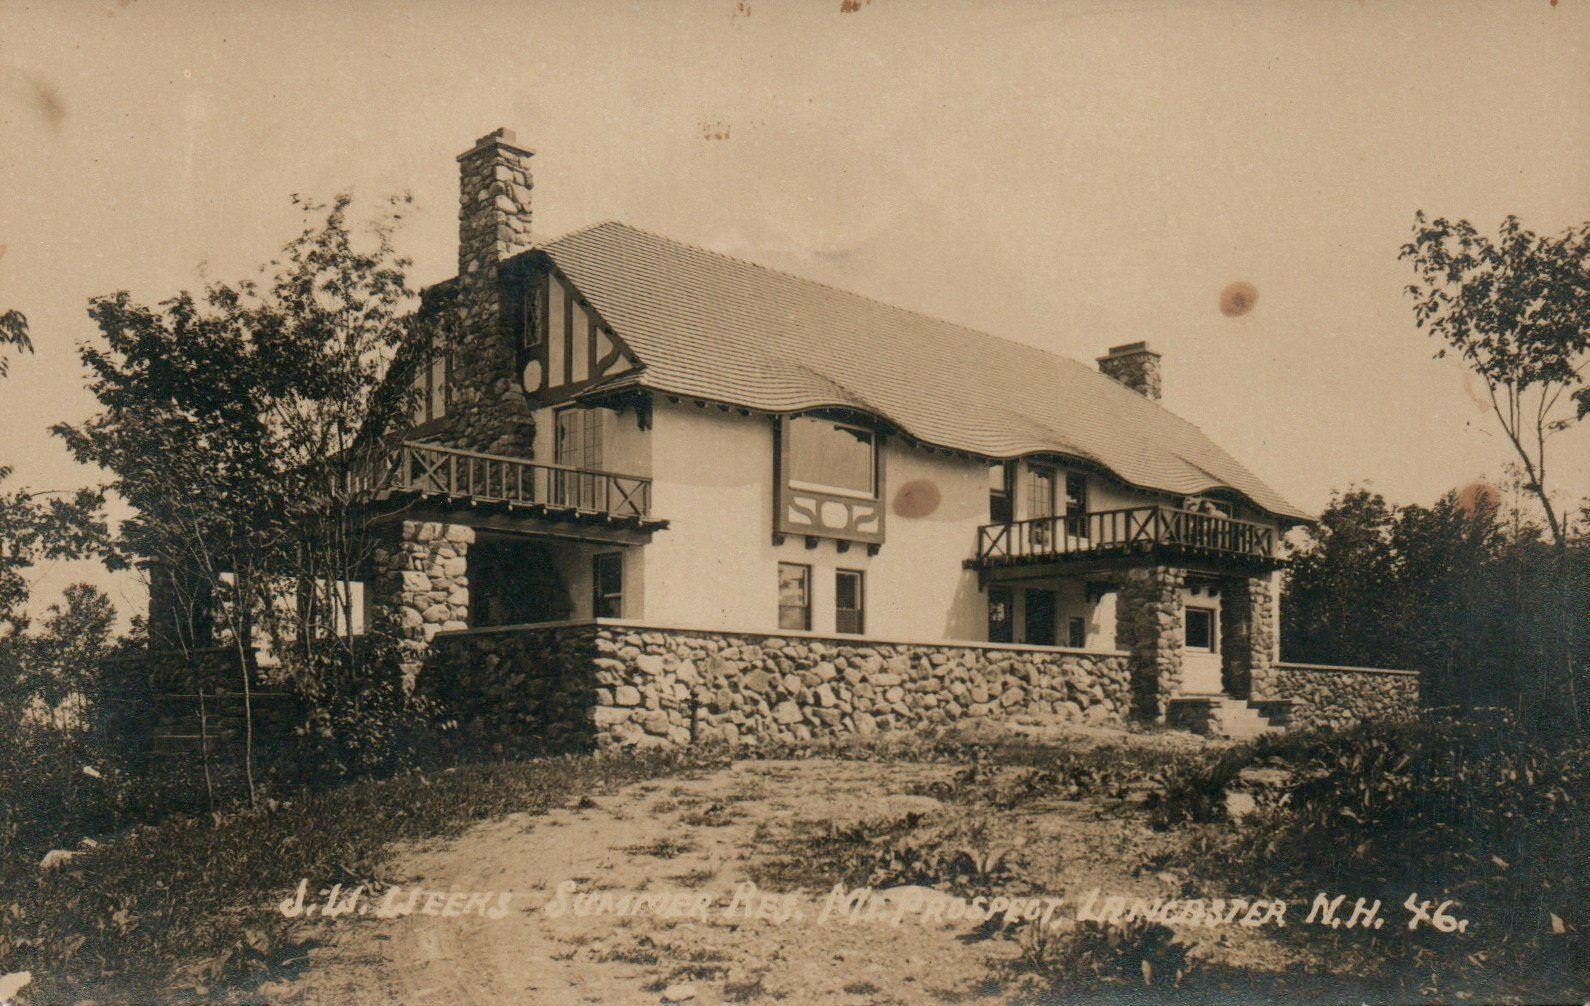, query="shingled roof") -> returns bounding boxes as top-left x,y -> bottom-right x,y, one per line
533,221 -> 1309,523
